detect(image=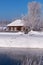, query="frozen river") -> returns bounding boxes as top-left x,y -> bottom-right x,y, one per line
0,47 -> 43,65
